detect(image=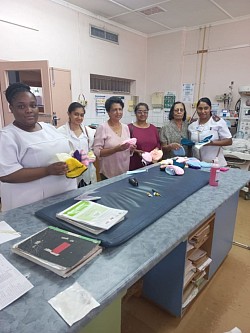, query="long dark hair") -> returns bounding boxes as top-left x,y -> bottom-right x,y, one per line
68,102 -> 85,114
197,97 -> 212,108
